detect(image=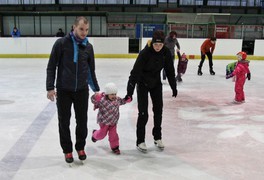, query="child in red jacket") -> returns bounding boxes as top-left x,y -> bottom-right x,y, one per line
226,51 -> 251,104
